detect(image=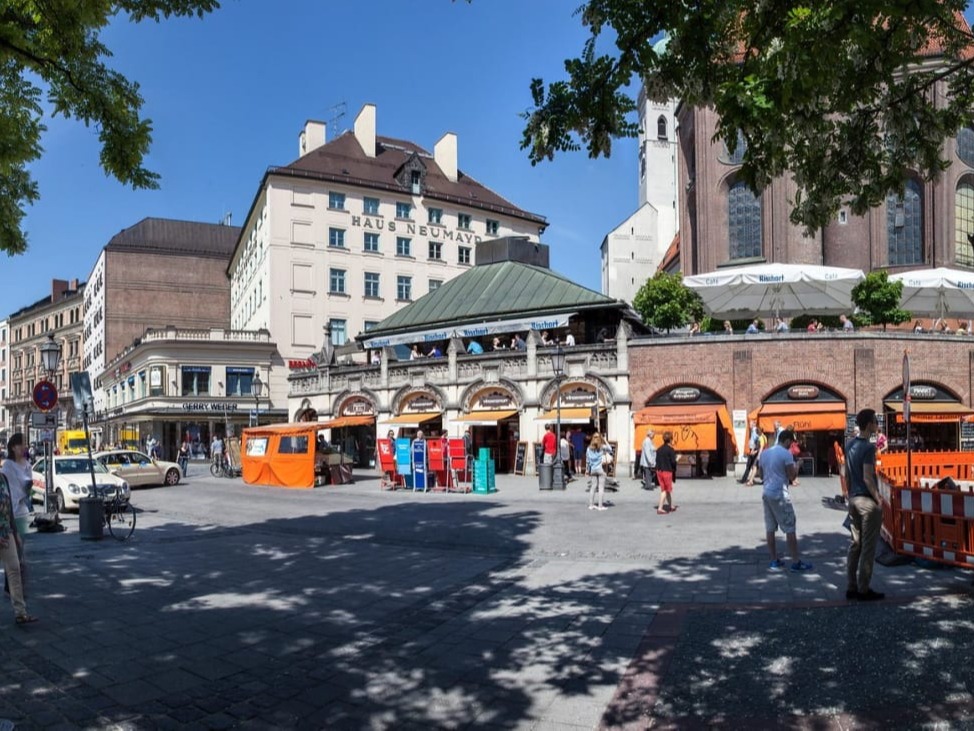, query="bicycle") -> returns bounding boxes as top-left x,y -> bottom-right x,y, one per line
92,484 -> 136,541
210,453 -> 233,478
